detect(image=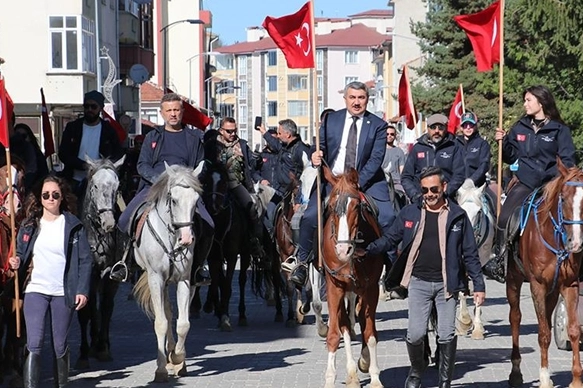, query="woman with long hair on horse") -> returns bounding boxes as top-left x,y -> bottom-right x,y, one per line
482,85 -> 577,283
7,176 -> 92,388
